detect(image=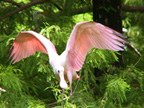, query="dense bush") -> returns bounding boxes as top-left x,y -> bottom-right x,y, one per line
0,0 -> 144,107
